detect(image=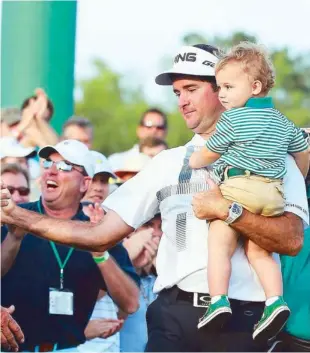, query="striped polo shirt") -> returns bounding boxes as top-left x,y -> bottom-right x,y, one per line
206,97 -> 308,181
